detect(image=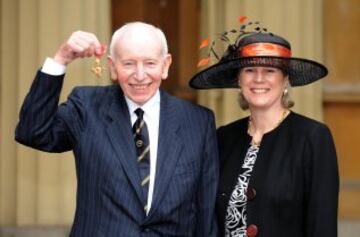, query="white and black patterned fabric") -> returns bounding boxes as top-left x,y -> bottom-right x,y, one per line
225,143 -> 259,237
